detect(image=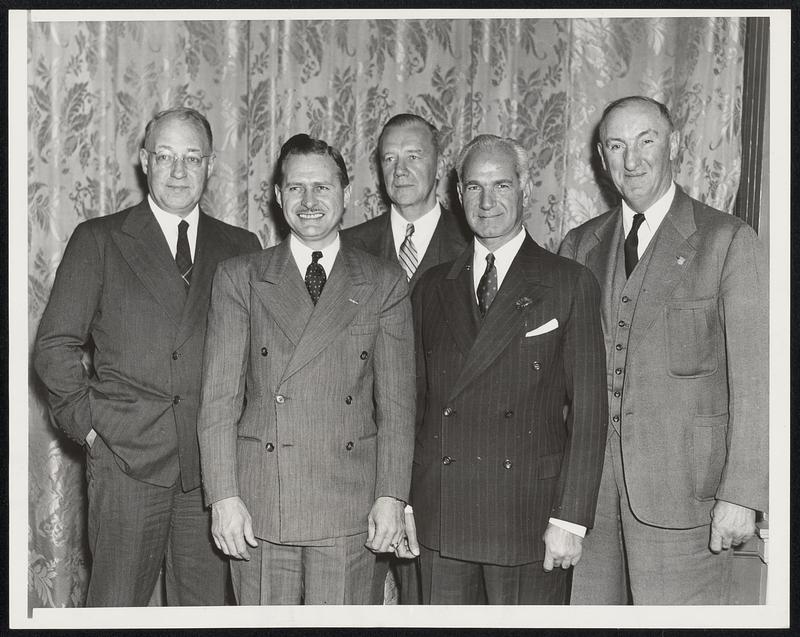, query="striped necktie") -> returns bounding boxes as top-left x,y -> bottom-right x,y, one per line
398,223 -> 418,281
175,219 -> 193,289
